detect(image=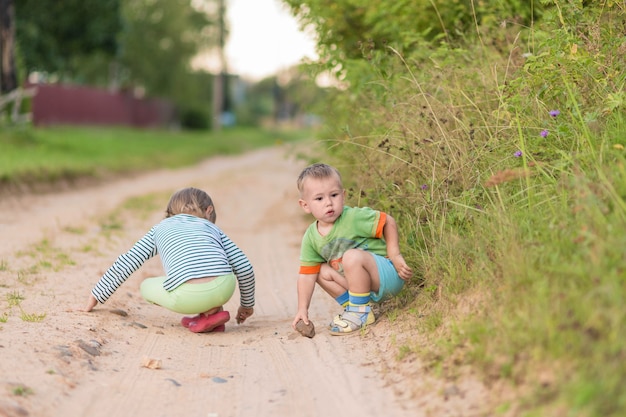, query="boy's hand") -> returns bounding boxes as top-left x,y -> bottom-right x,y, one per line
236,306 -> 254,324
391,254 -> 413,280
81,294 -> 98,312
291,311 -> 310,330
